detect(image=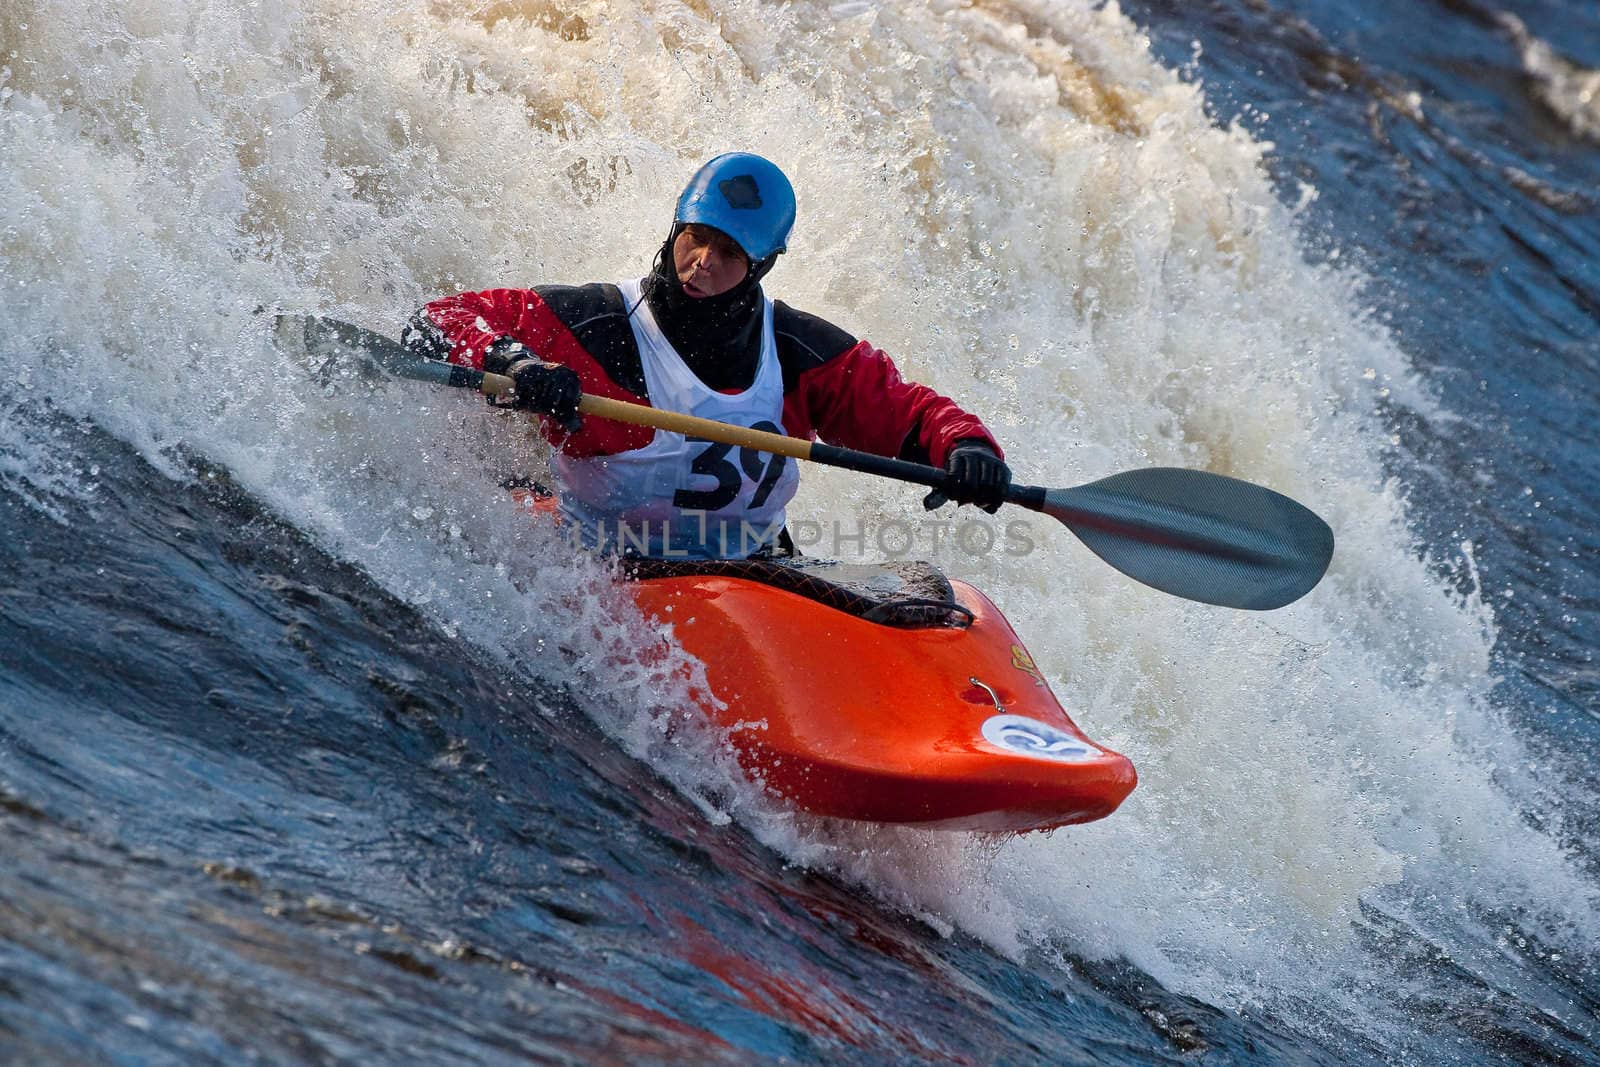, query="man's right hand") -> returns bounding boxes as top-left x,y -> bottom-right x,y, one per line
505,357 -> 584,433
